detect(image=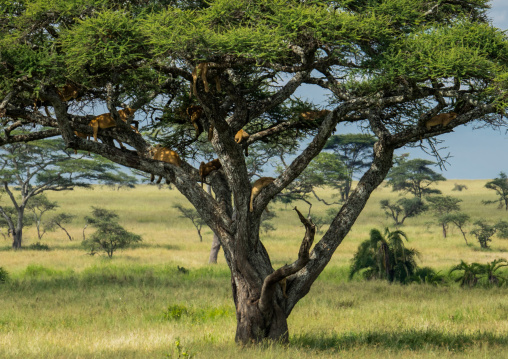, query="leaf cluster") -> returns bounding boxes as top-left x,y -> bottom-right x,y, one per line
82,206 -> 142,258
